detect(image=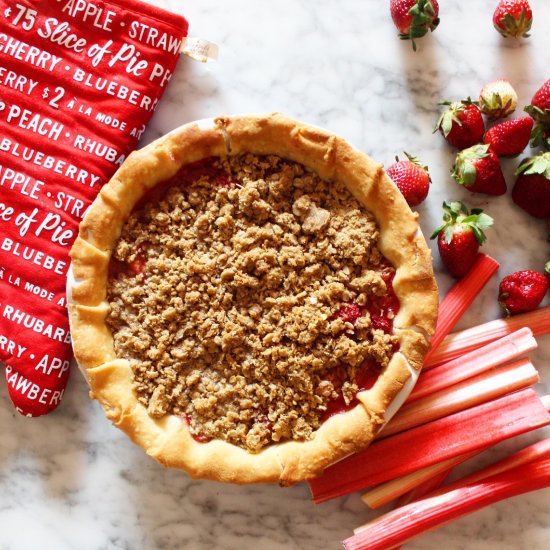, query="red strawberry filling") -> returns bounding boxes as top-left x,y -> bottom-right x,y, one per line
334,303 -> 362,325
182,413 -> 211,443
367,267 -> 399,333
323,269 -> 400,420
107,154 -> 401,452
111,158 -> 238,276
135,157 -> 238,210
321,359 -> 384,422
109,244 -> 149,278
